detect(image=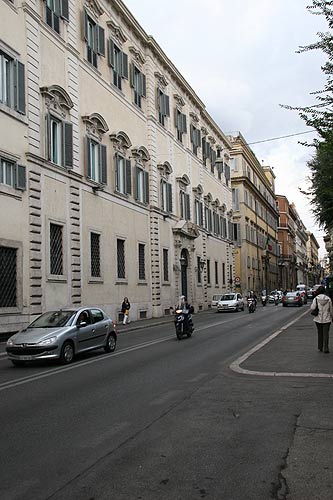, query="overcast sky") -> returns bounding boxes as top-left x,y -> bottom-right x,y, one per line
124,0 -> 328,257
